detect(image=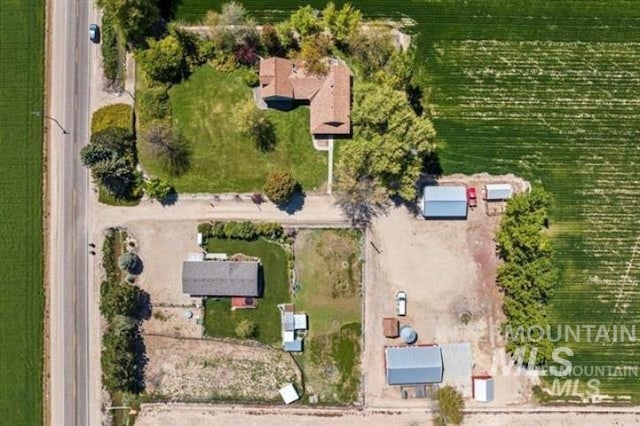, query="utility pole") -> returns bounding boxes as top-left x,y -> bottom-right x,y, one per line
31,111 -> 69,134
